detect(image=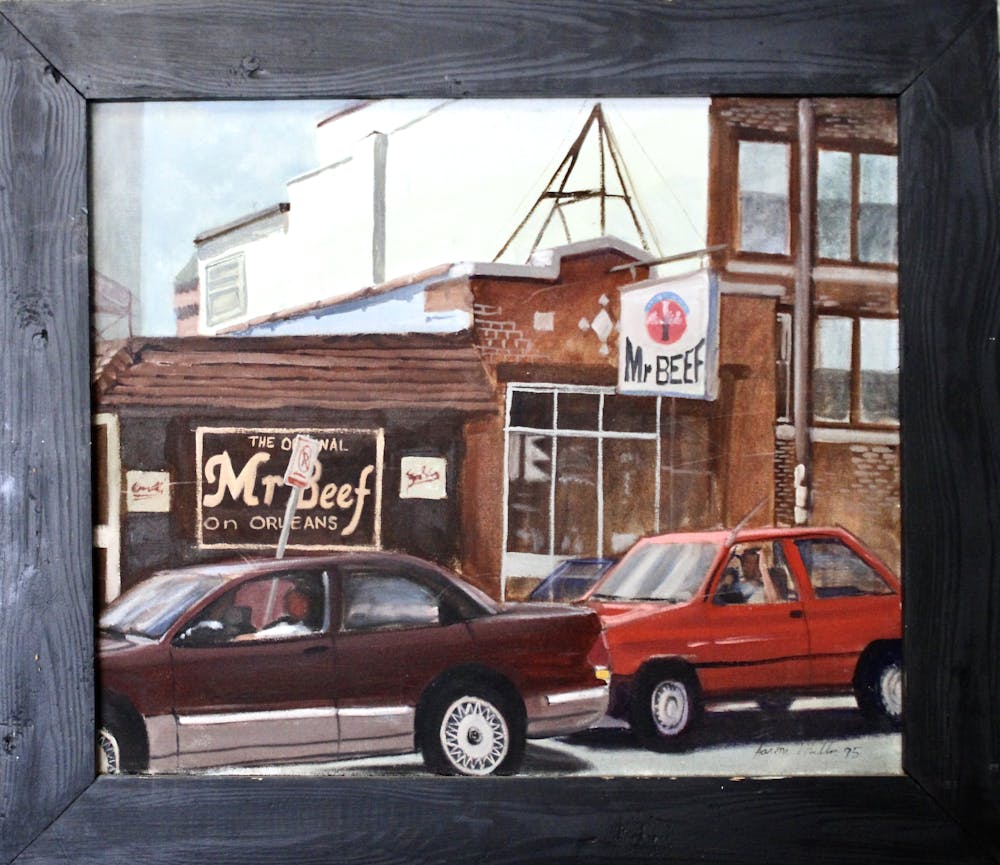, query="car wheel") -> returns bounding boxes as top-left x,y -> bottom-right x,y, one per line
97,725 -> 121,774
630,665 -> 702,750
97,703 -> 148,774
421,683 -> 525,776
854,644 -> 902,729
